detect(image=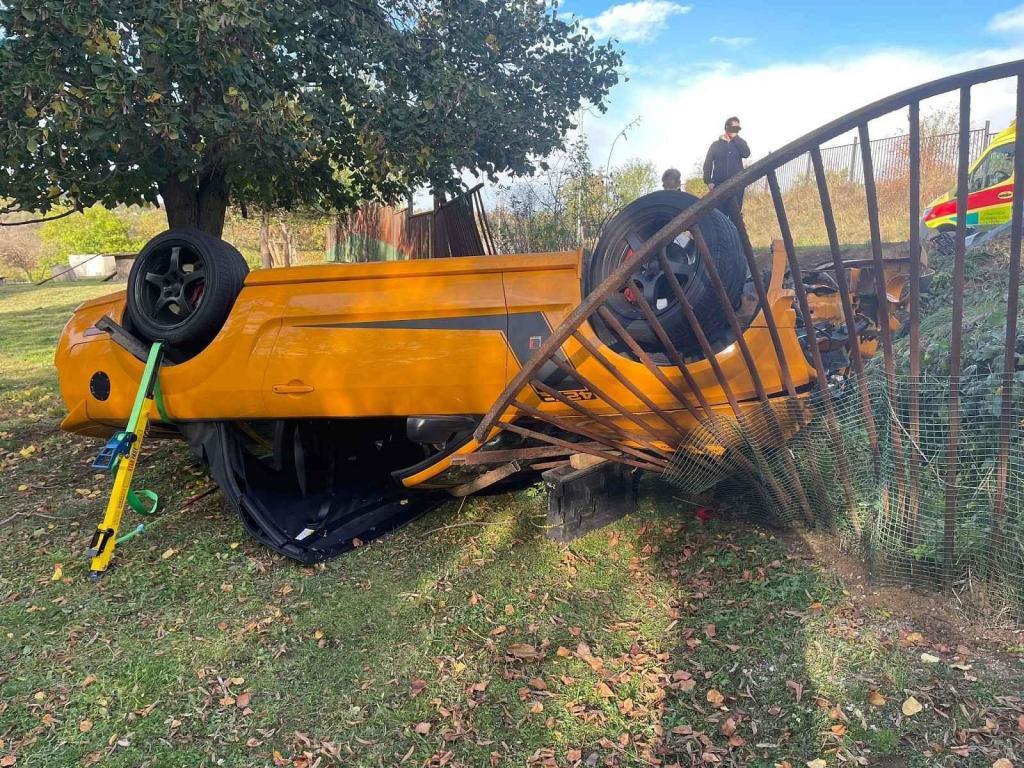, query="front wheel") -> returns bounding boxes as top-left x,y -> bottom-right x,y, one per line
585,191 -> 747,358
